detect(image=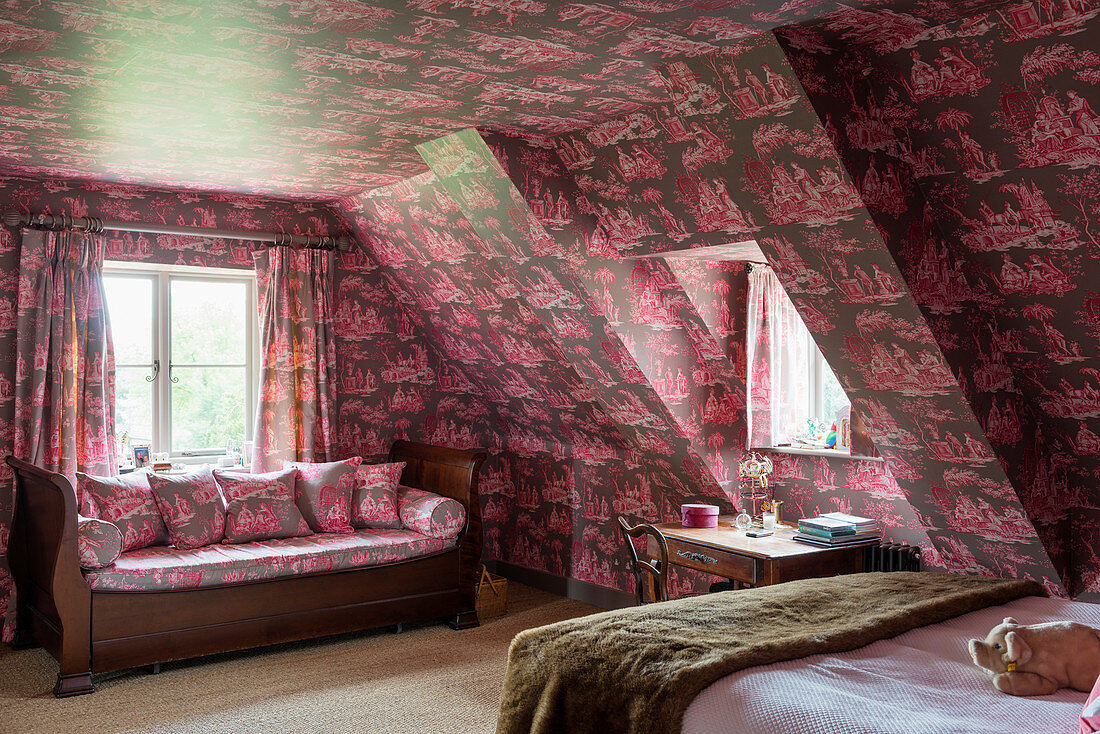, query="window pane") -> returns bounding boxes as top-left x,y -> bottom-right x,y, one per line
103,276 -> 153,365
171,366 -> 246,452
171,279 -> 247,365
820,356 -> 850,423
115,366 -> 153,446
